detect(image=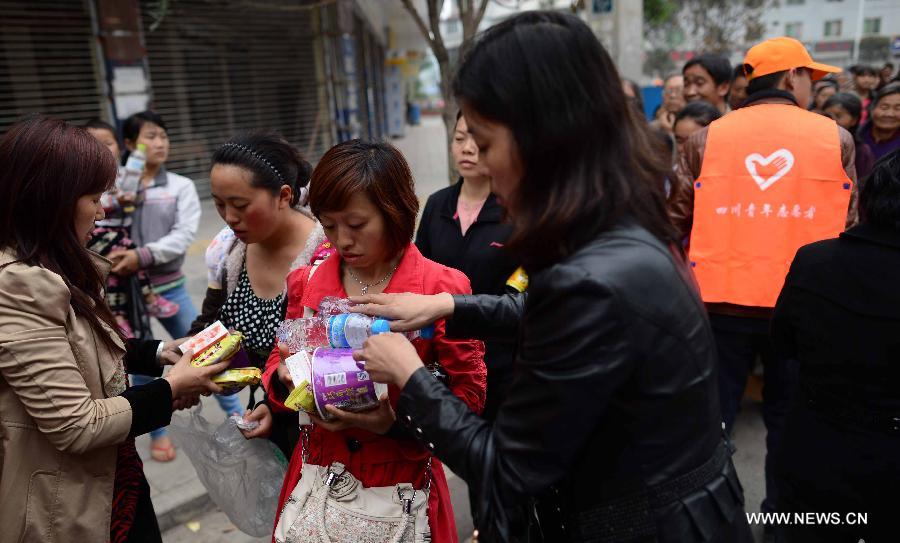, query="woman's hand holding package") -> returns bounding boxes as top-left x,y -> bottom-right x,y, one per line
352,333 -> 423,389
158,338 -> 190,366
275,343 -> 294,392
239,403 -> 273,439
311,394 -> 396,434
163,349 -> 230,398
349,292 -> 454,332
